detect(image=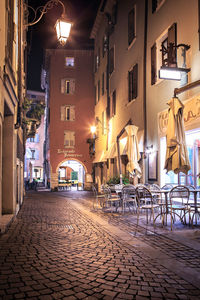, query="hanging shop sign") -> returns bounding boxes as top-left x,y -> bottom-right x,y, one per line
158,94 -> 200,135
